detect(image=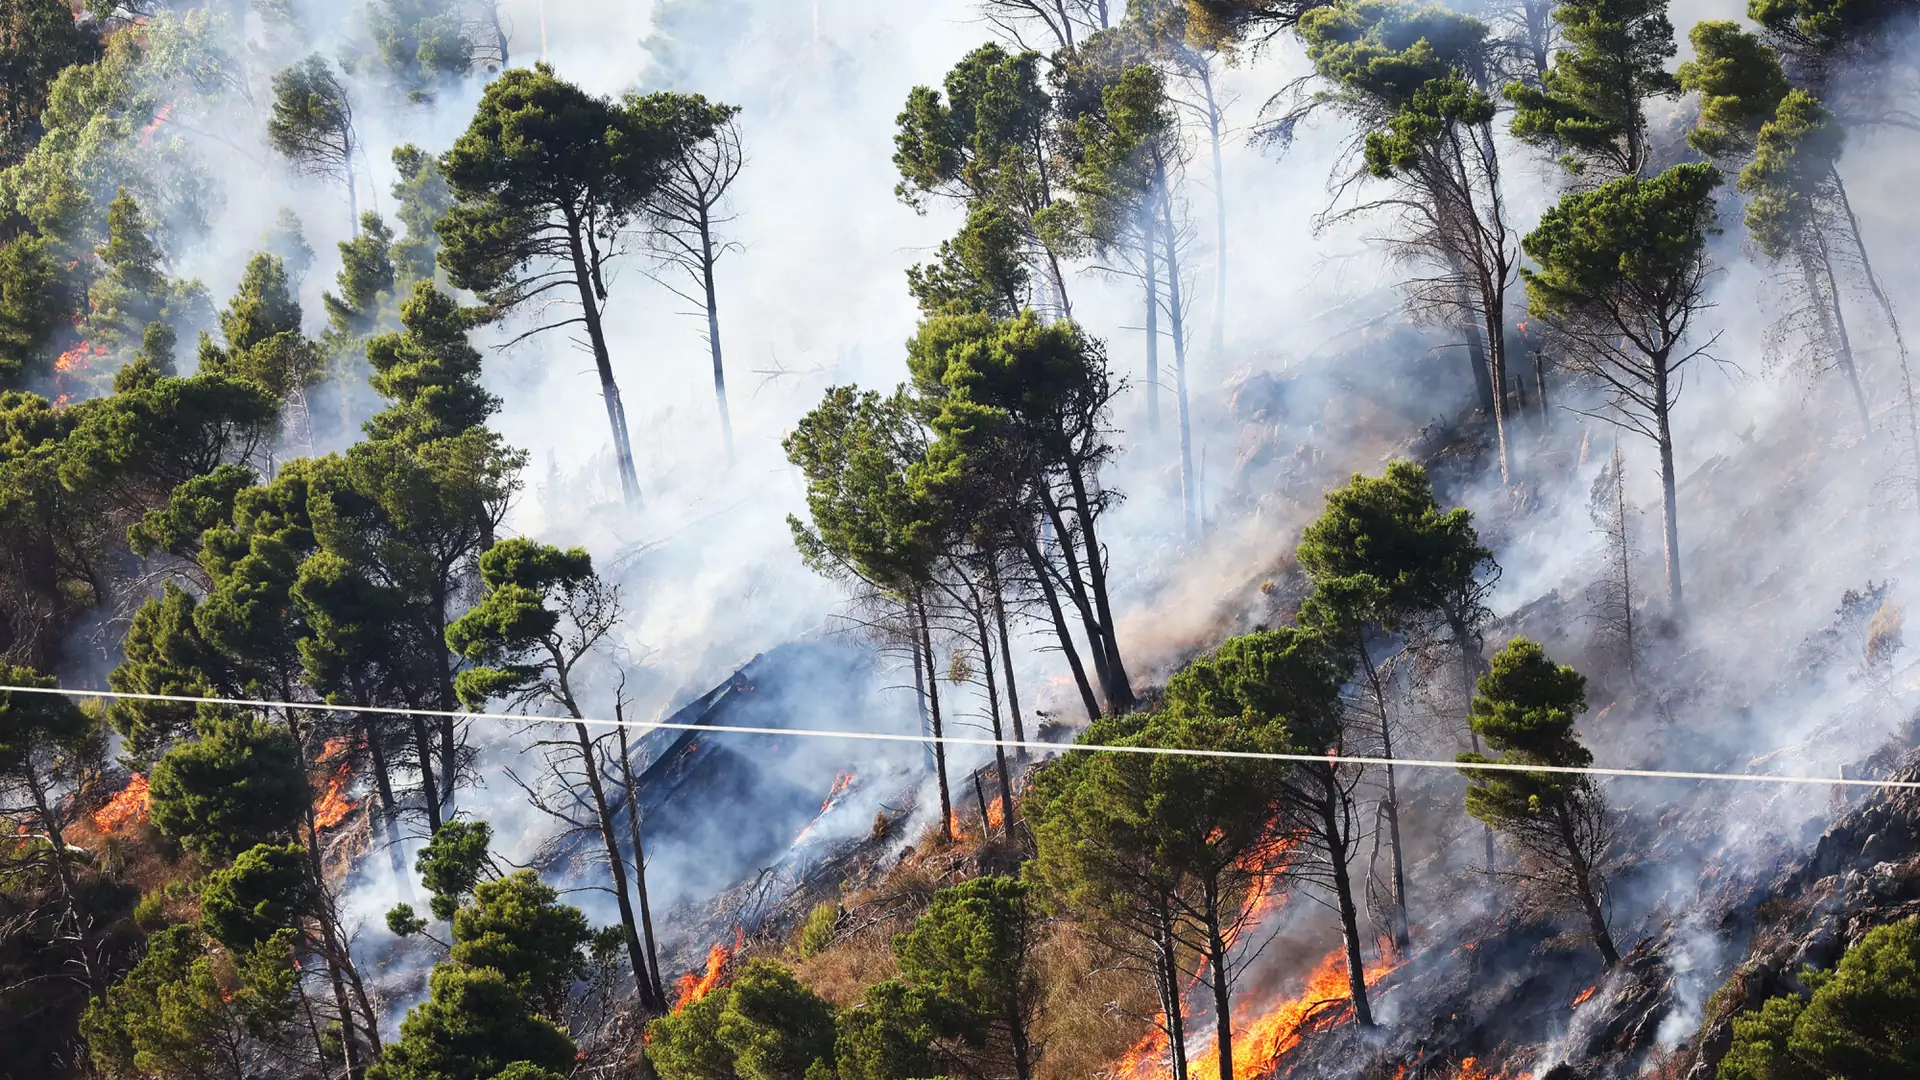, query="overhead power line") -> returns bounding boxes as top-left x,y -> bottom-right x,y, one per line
8,683 -> 1917,791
